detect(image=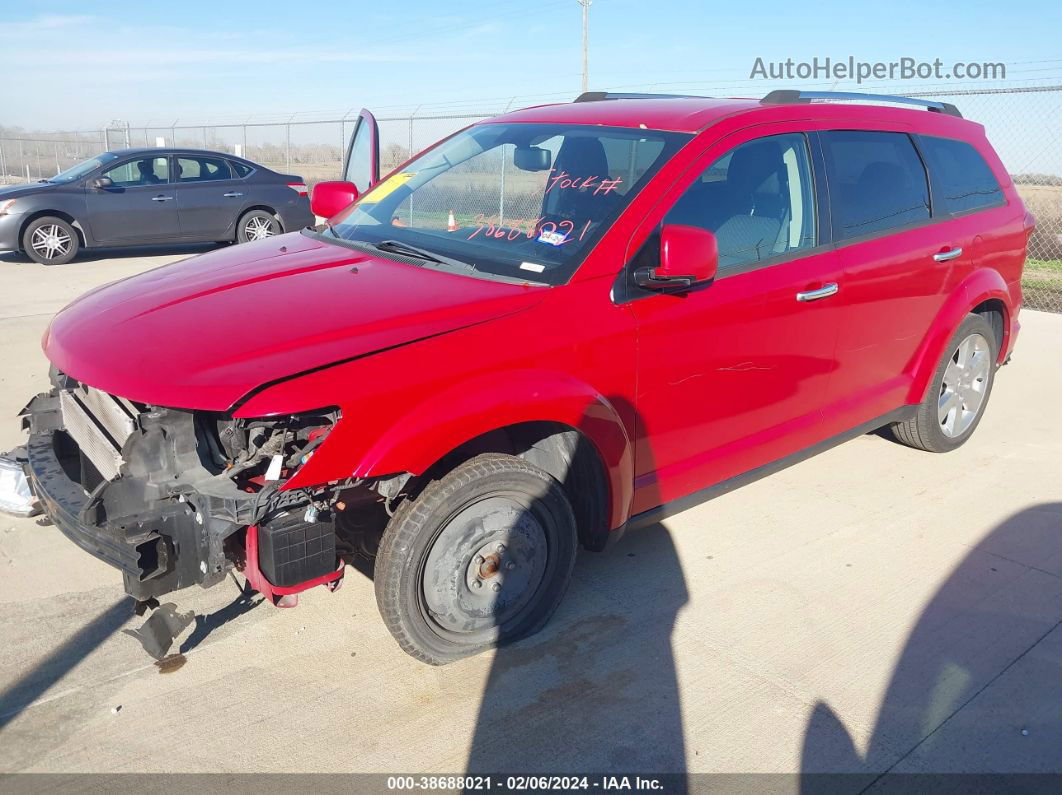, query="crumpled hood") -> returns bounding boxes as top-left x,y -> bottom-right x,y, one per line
45,232 -> 545,411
